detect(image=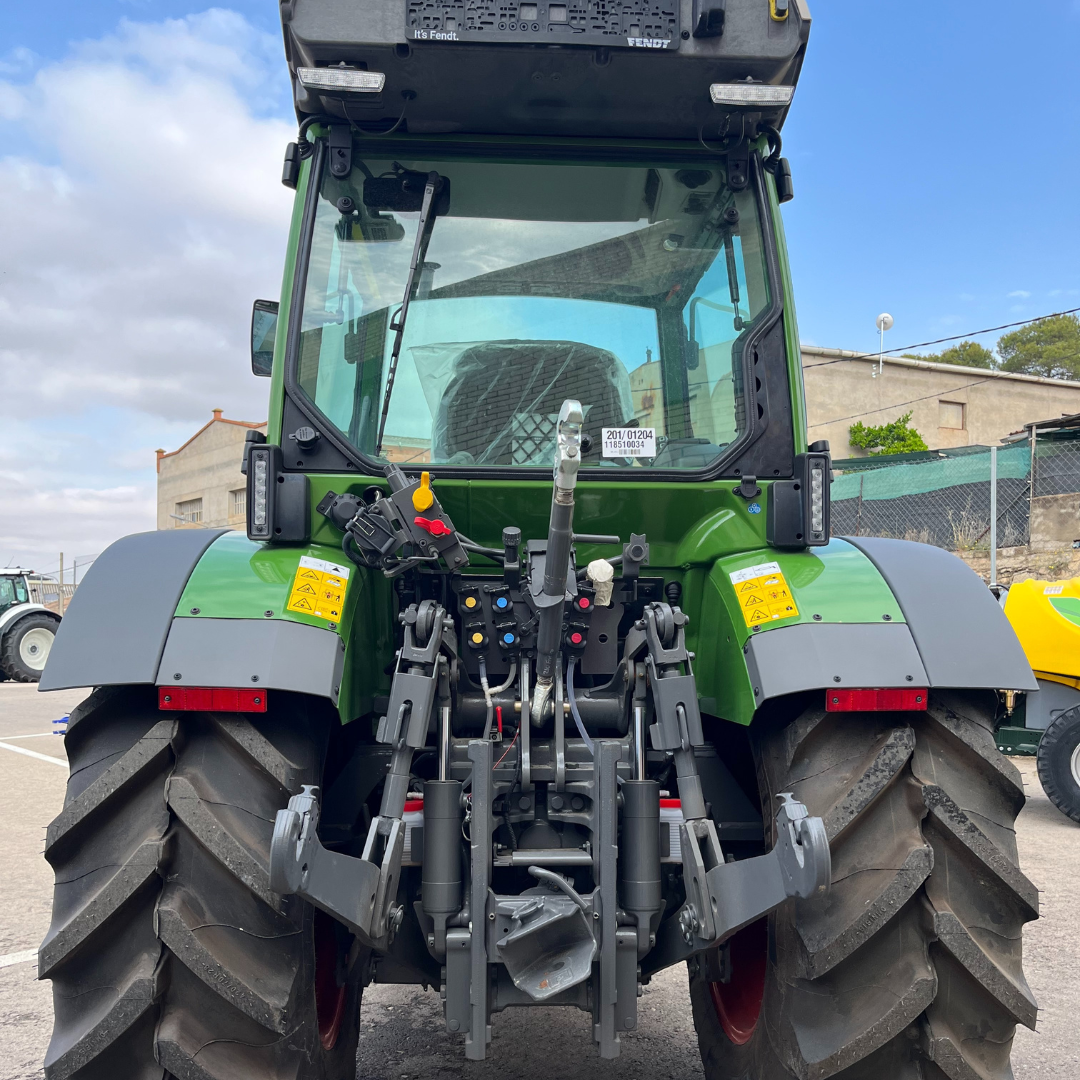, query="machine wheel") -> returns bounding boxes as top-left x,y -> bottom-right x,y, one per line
39,685 -> 365,1080
1,613 -> 58,681
1036,705 -> 1080,823
690,690 -> 1038,1080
